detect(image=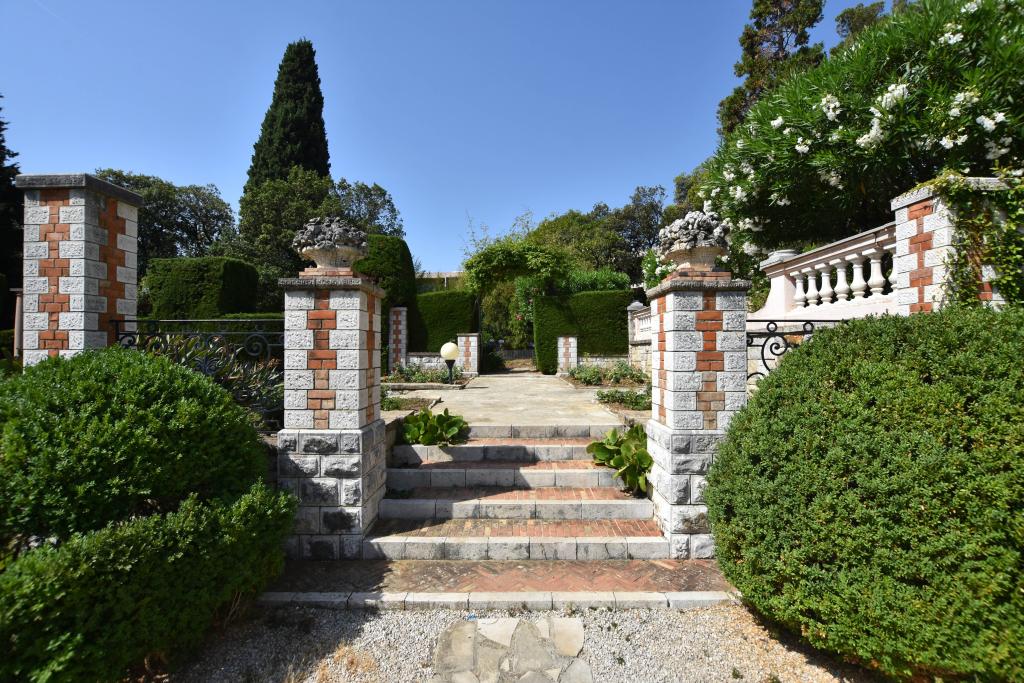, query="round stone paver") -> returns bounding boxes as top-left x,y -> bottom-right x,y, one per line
431,617 -> 593,683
